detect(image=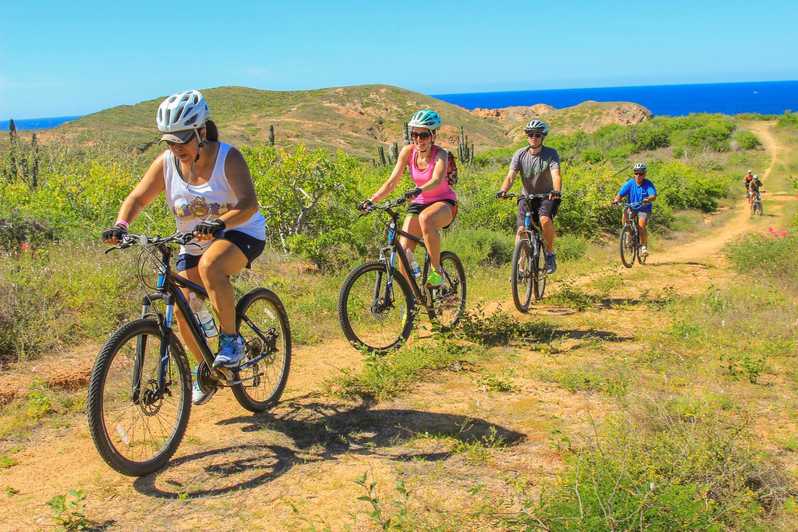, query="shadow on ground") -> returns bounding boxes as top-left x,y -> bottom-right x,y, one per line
134,397 -> 525,499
